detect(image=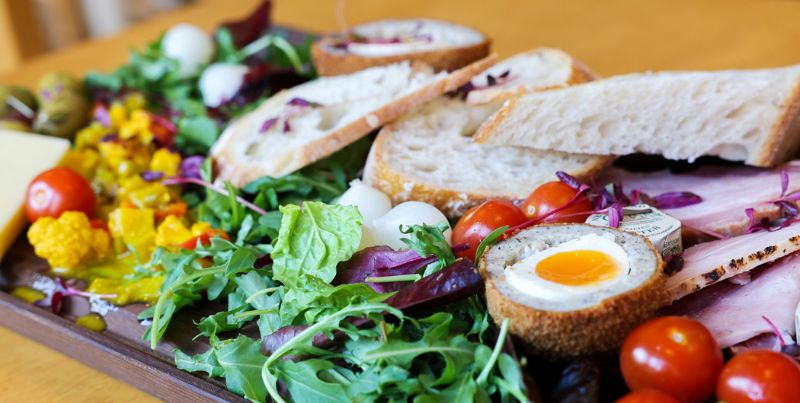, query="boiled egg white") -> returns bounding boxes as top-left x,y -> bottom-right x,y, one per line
335,182 -> 451,249
199,63 -> 249,107
506,233 -> 630,303
336,180 -> 393,222
162,24 -> 215,78
370,201 -> 451,249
